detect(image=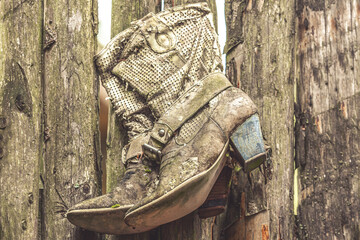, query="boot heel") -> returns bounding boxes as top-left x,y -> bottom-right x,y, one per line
198,166 -> 232,219
229,114 -> 267,173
